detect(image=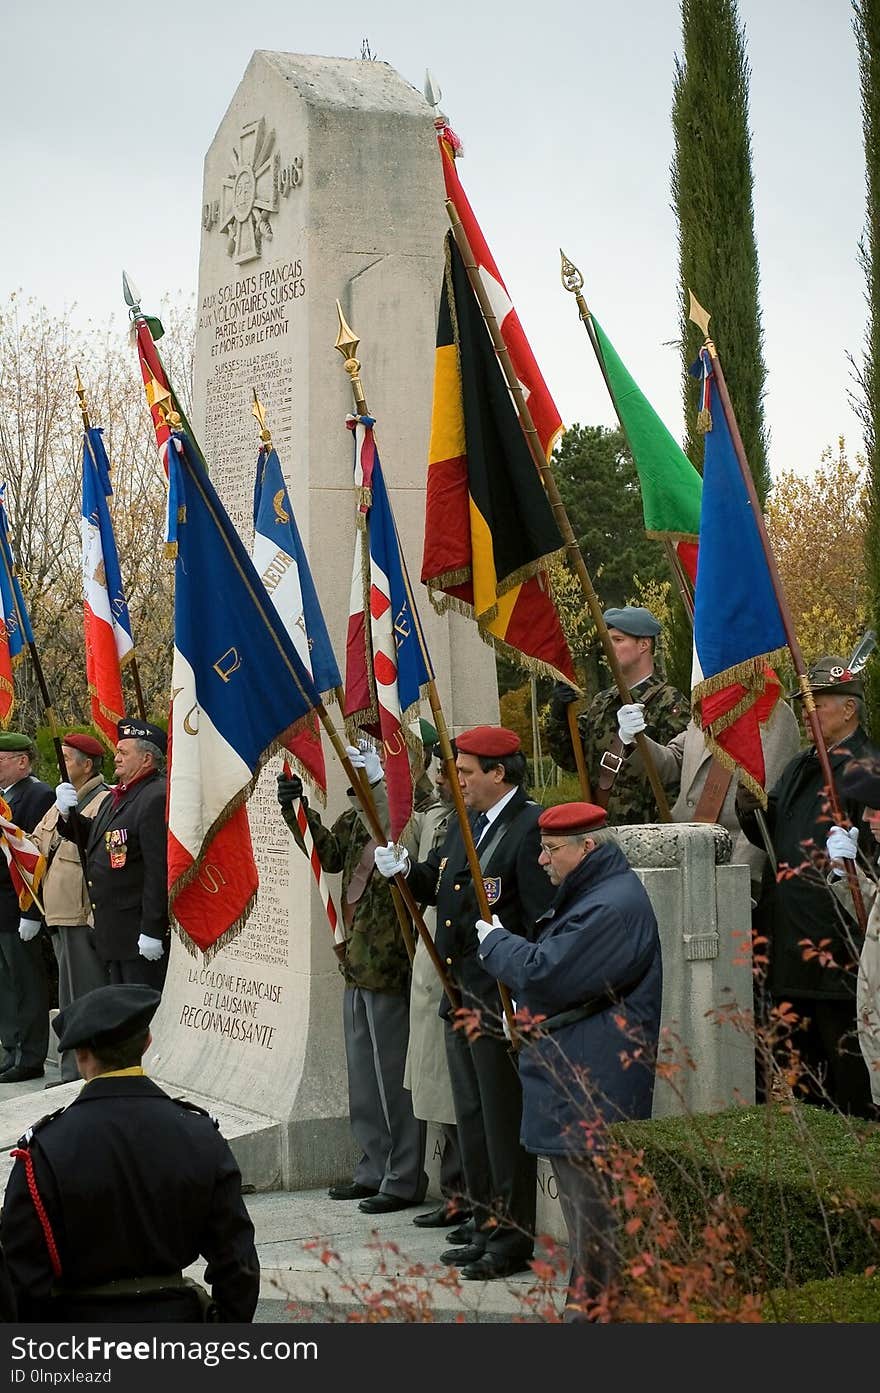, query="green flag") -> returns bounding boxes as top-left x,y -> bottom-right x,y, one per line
592,314 -> 702,542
